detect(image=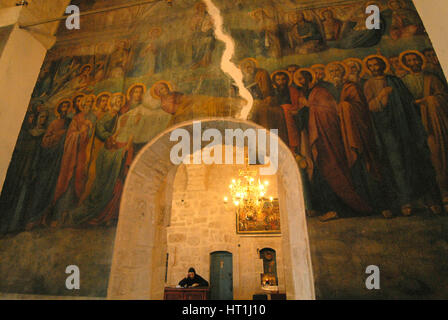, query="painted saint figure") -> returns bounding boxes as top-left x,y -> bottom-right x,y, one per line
294,68 -> 372,221
326,61 -> 391,217
190,2 -> 216,69
363,55 -> 442,216
400,51 -> 448,209
320,9 -> 342,41
48,95 -> 94,227
25,100 -> 71,230
271,70 -> 301,152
